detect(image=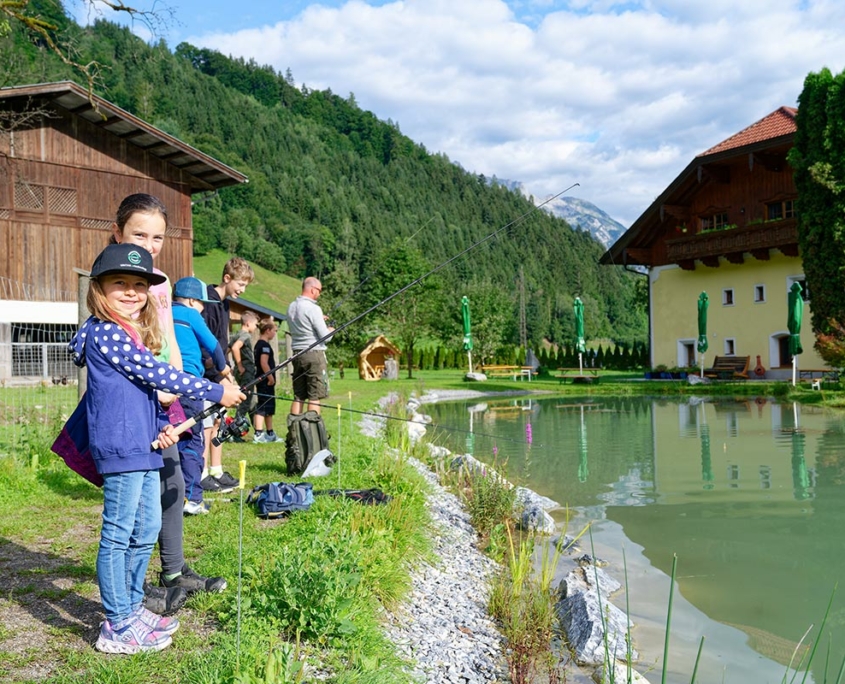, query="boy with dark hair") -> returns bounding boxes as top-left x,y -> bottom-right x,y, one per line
200,257 -> 255,493
171,277 -> 232,514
